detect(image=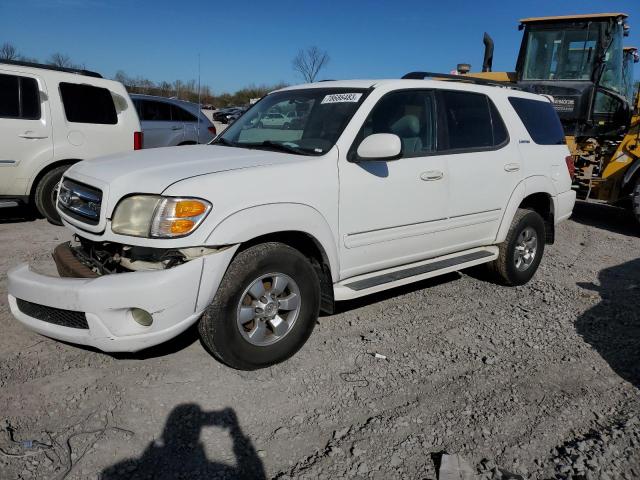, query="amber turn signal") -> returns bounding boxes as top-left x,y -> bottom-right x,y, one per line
175,200 -> 207,218
170,219 -> 196,234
